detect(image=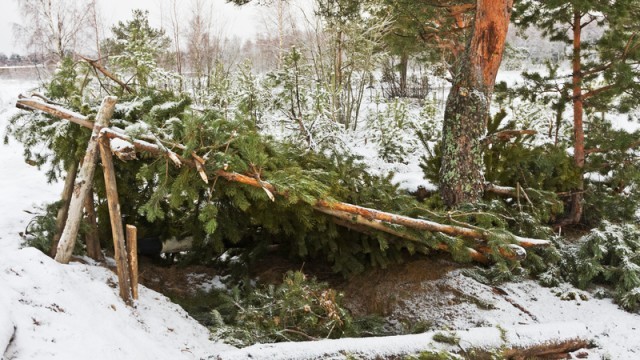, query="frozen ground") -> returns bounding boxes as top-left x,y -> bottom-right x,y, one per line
1,77 -> 640,359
